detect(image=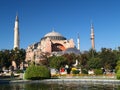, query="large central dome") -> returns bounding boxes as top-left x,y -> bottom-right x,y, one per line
44,31 -> 62,37
43,31 -> 66,40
